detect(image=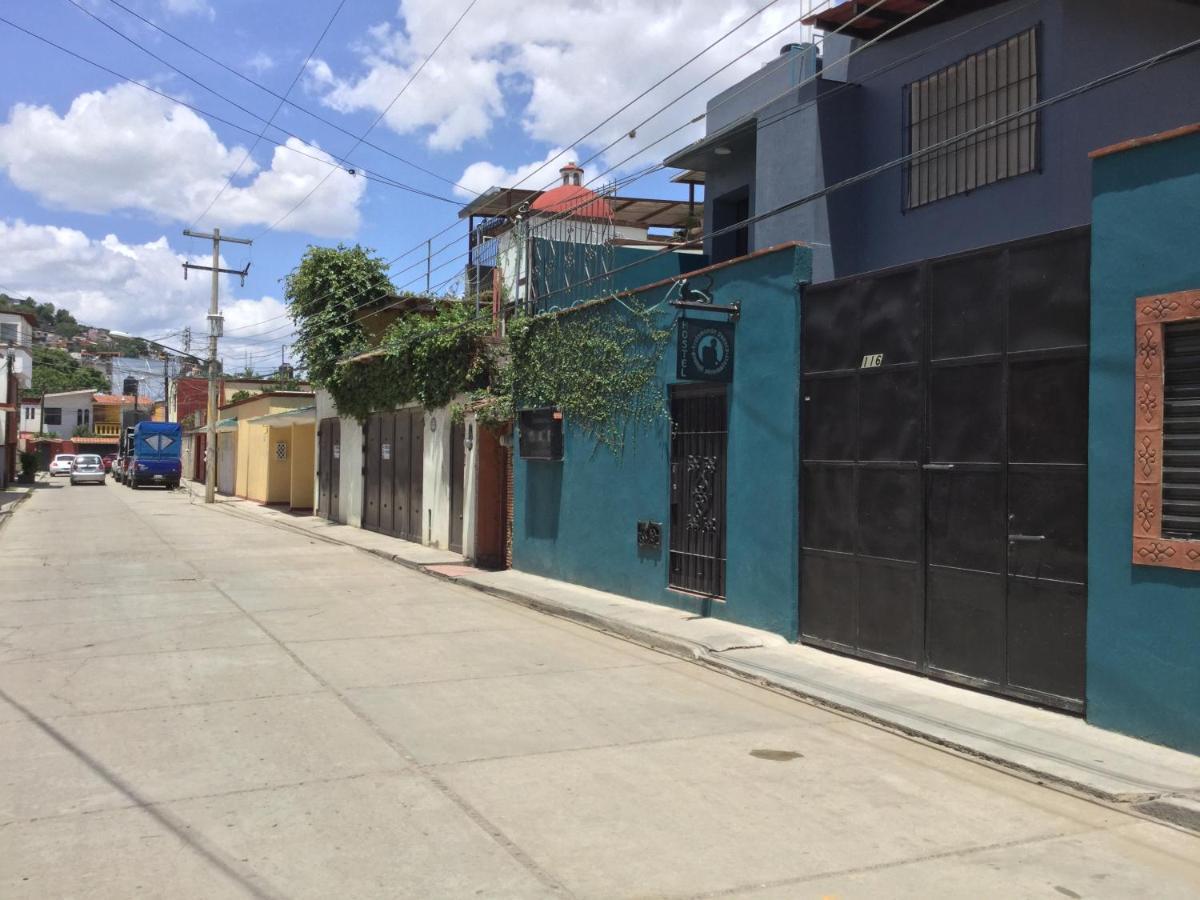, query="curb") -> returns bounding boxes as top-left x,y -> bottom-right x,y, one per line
198,496 -> 1200,834
0,484 -> 38,534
